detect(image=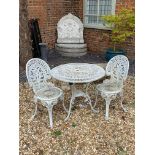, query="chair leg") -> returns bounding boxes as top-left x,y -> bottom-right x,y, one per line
47,105 -> 54,128
120,90 -> 127,112
105,97 -> 111,120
